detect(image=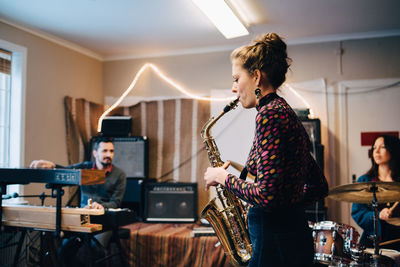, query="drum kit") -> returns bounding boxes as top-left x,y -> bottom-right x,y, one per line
312,181 -> 400,267
228,161 -> 400,265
